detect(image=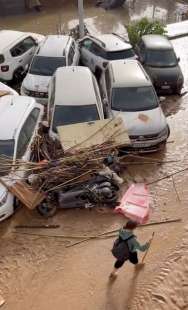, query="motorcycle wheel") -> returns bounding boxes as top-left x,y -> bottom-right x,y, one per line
37,200 -> 57,218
